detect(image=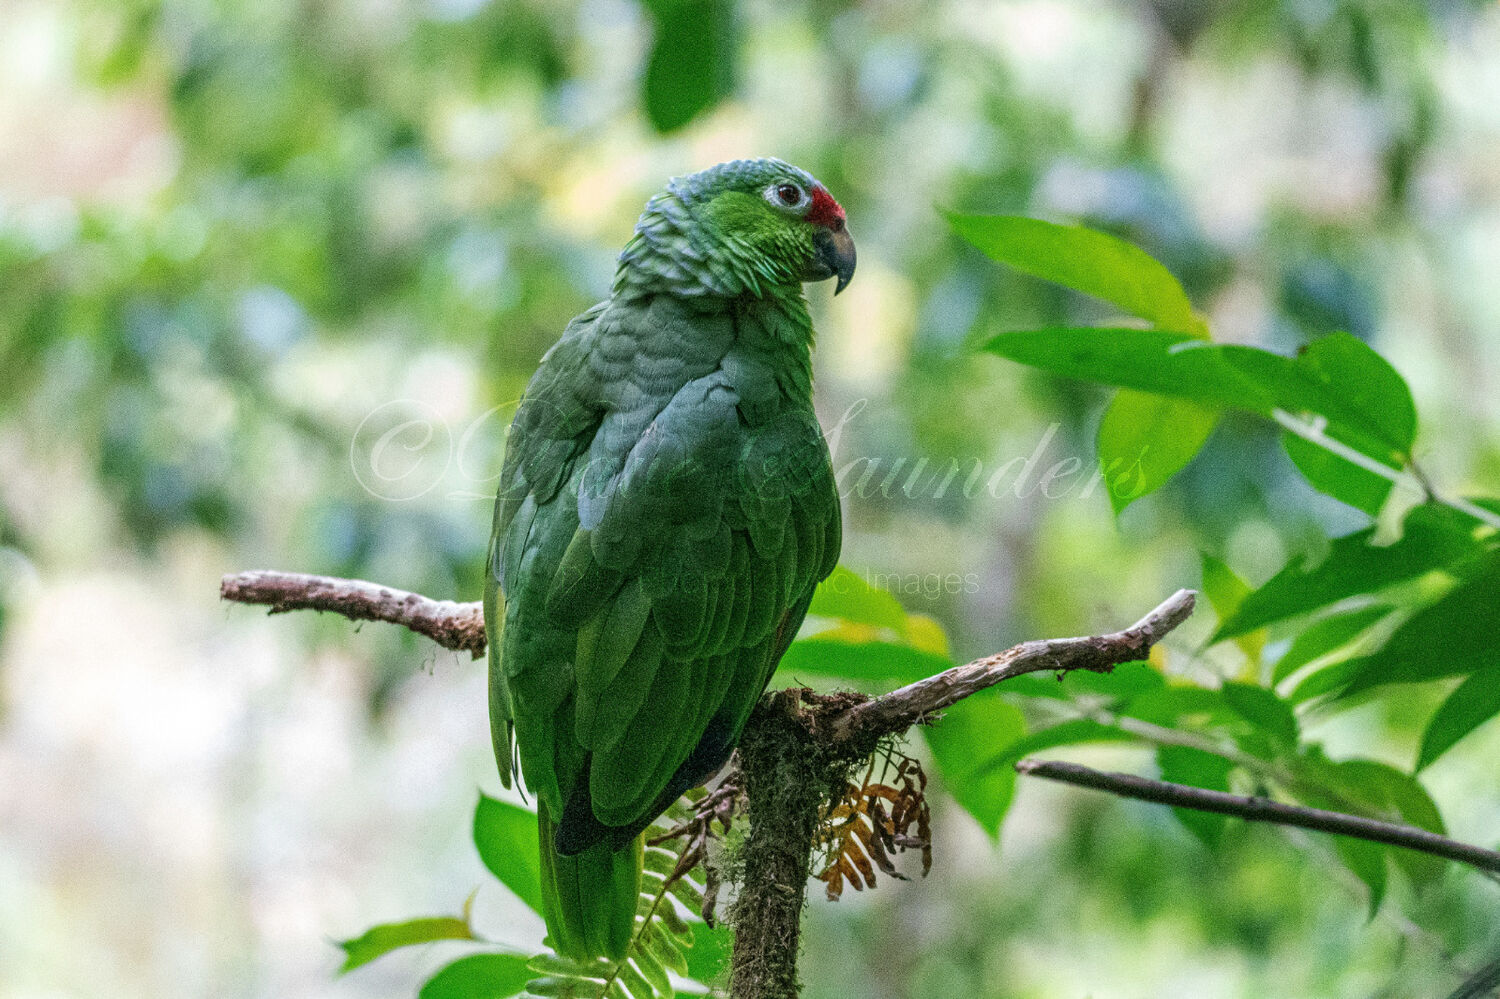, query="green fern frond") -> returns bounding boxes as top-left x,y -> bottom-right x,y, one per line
519,797 -> 719,999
